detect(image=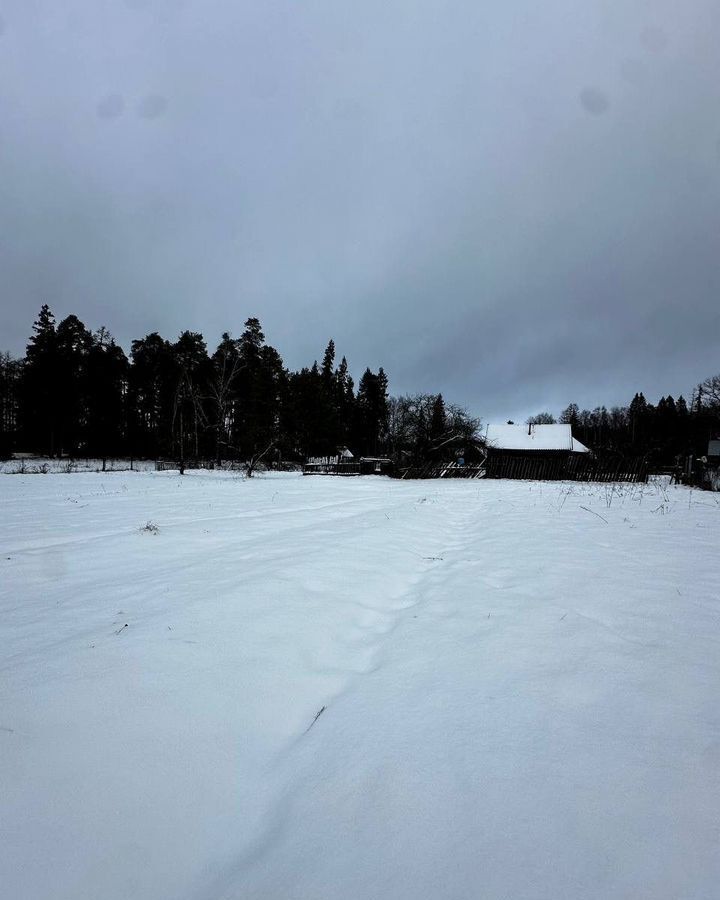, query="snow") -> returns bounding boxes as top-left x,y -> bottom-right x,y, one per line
571,436 -> 590,453
1,471 -> 719,900
485,423 -> 590,452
